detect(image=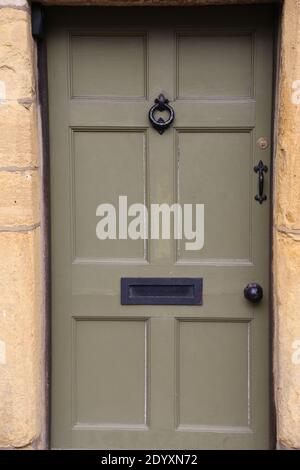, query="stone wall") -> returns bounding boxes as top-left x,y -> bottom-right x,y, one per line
0,3 -> 42,448
0,0 -> 299,450
273,0 -> 300,450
